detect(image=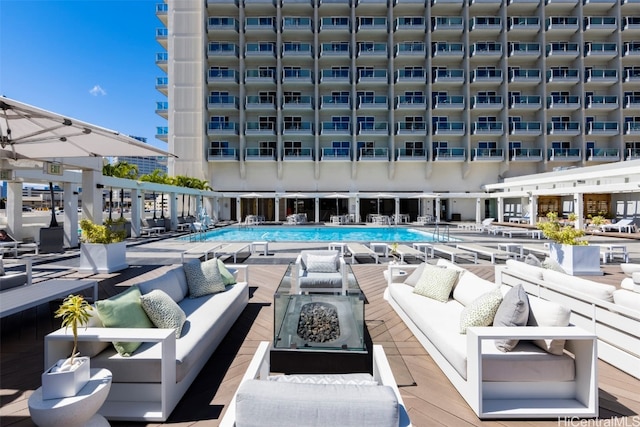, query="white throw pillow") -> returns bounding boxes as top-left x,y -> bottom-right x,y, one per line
459,288 -> 503,334
413,264 -> 460,302
306,254 -> 338,273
